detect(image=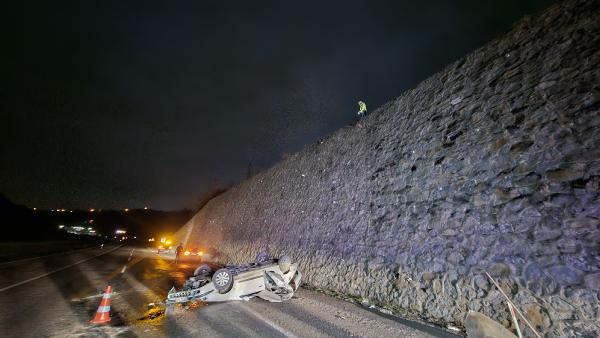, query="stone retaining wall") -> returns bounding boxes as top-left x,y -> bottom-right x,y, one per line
176,1 -> 600,336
